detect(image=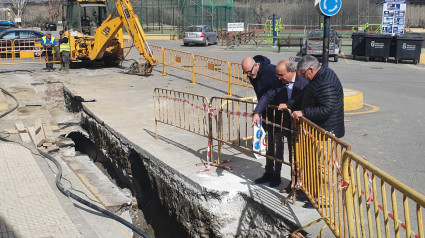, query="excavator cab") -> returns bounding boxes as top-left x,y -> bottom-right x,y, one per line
66,0 -> 108,35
